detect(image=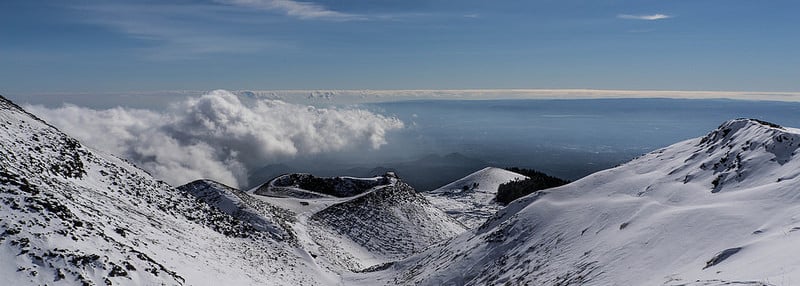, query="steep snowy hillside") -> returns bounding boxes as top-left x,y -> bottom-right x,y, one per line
250,173 -> 466,272
178,179 -> 297,242
424,167 -> 527,228
308,181 -> 465,270
0,96 -> 334,285
351,119 -> 800,286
